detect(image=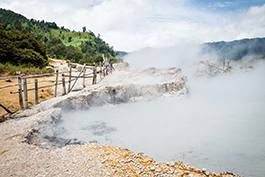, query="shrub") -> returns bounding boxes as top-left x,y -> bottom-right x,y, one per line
0,63 -> 53,75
